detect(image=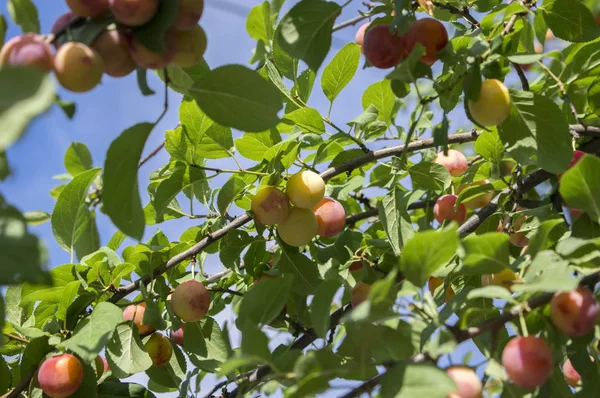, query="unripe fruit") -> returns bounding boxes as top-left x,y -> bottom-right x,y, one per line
171,280 -> 211,322
434,149 -> 468,176
66,0 -> 109,18
145,333 -> 173,366
171,327 -> 184,347
277,207 -> 318,247
123,302 -> 155,335
171,25 -> 207,68
313,198 -> 346,238
38,354 -> 84,398
509,216 -> 529,248
0,34 -> 54,72
481,268 -> 518,291
108,0 -> 159,27
428,276 -> 455,303
457,180 -> 493,209
446,366 -> 483,398
562,359 -> 581,387
433,195 -> 467,225
251,186 -> 290,226
502,336 -> 553,389
355,22 -> 370,47
351,282 -> 371,308
91,29 -> 136,77
404,18 -> 448,66
550,286 -> 599,337
558,150 -> 585,180
468,79 -> 511,127
362,24 -> 406,69
174,0 -> 205,31
129,32 -> 176,70
286,170 -> 325,209
54,42 -> 104,93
